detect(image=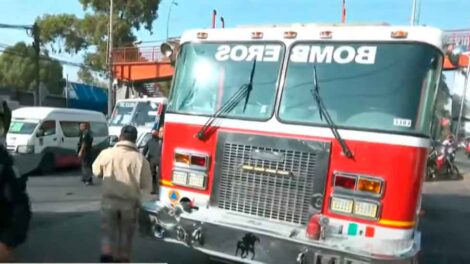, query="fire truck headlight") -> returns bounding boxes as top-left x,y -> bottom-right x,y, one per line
330,197 -> 354,214
353,200 -> 379,218
172,170 -> 188,186
188,172 -> 207,189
